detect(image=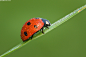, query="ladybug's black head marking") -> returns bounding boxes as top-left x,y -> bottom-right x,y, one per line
24,32 -> 27,36
27,22 -> 31,25
34,25 -> 38,28
41,18 -> 51,27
